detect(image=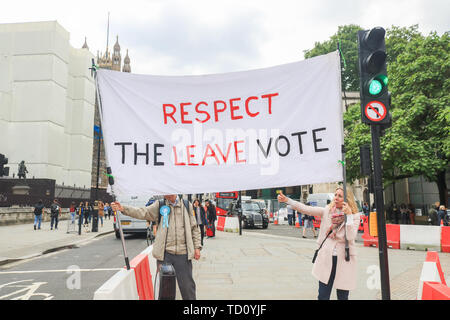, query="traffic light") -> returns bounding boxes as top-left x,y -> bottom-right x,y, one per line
0,153 -> 8,177
358,27 -> 391,125
359,144 -> 372,176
